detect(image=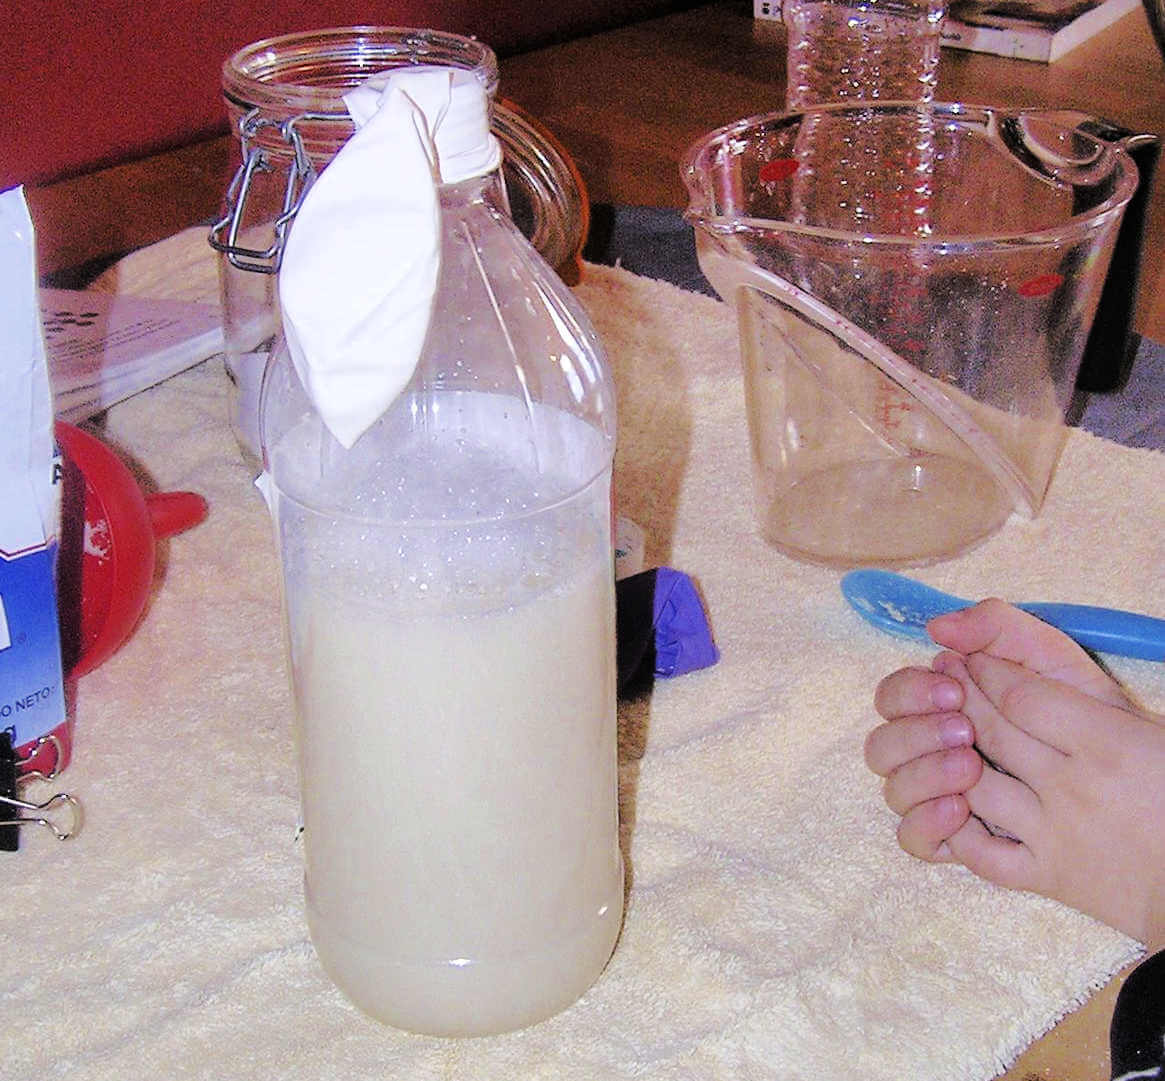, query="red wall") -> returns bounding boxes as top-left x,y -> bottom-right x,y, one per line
3,1 -> 686,189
